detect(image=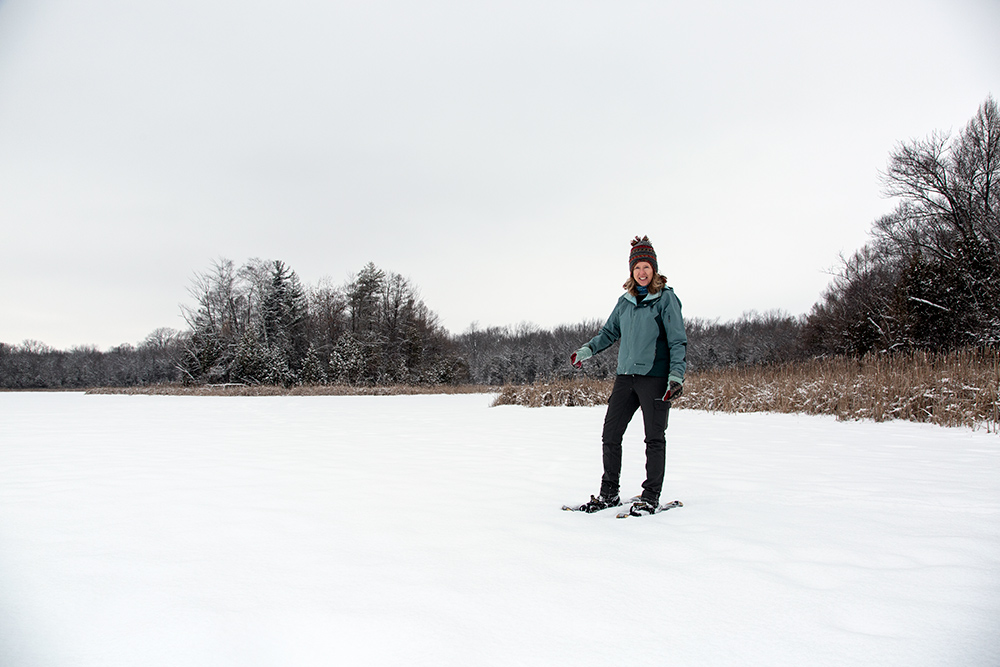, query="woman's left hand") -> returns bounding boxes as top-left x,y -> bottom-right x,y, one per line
662,379 -> 683,401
